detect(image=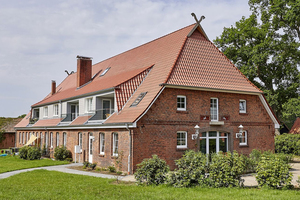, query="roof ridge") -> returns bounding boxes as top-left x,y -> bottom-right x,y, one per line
93,24 -> 195,66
